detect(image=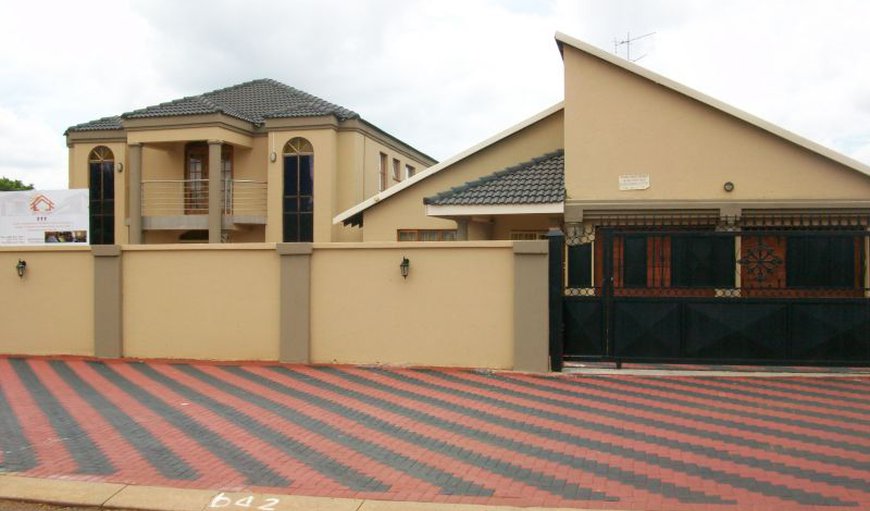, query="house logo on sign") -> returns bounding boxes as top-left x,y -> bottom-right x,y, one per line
29,194 -> 56,214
